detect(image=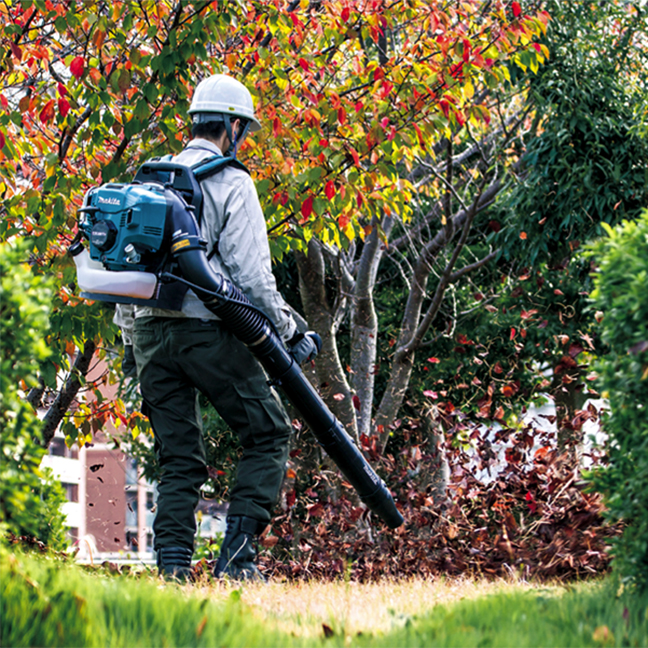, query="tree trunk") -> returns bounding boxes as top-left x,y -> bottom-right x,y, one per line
420,414 -> 450,505
350,215 -> 392,437
294,240 -> 357,440
375,262 -> 429,451
553,366 -> 587,465
41,340 -> 96,447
